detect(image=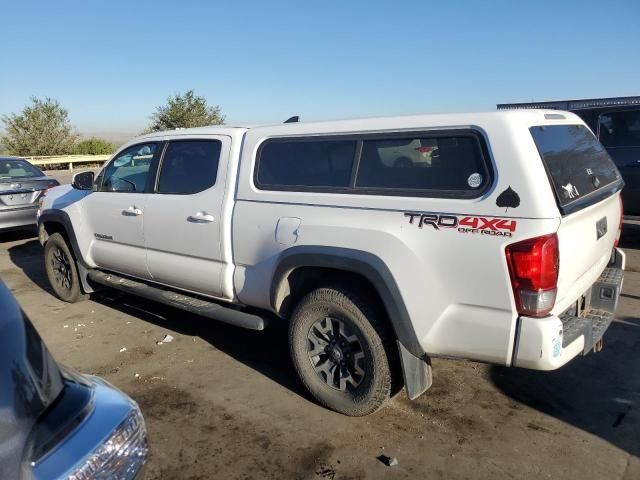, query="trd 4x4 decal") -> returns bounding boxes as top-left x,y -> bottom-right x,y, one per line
457,216 -> 516,237
404,213 -> 457,229
404,212 -> 517,237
